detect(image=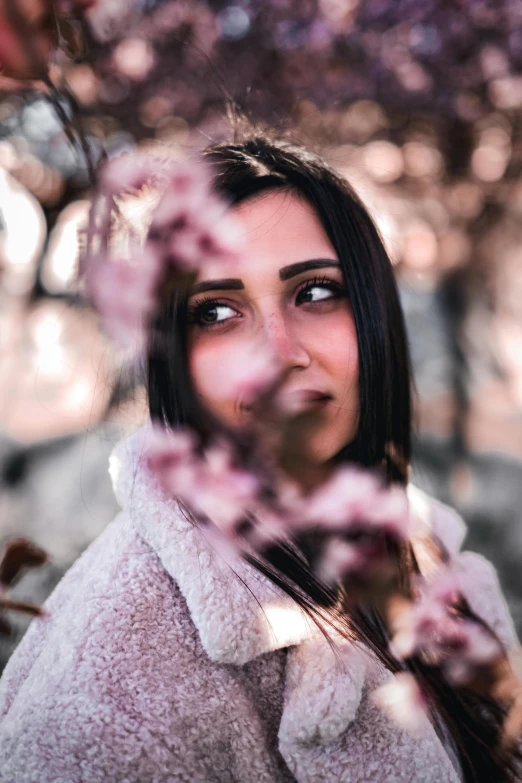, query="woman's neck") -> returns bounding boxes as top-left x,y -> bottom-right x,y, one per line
278,456 -> 335,495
